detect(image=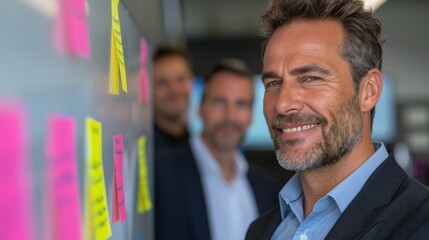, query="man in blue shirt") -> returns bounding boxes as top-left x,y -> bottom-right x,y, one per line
155,59 -> 278,240
246,0 -> 429,239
